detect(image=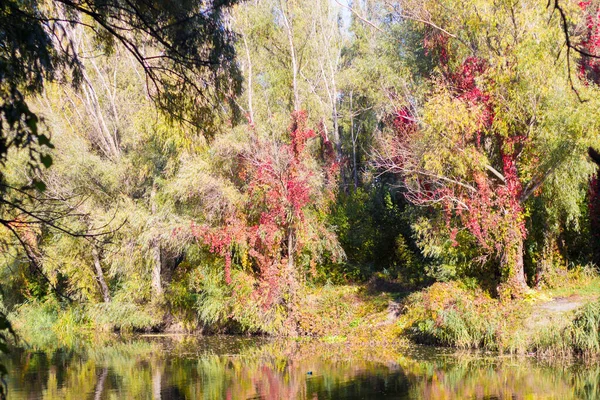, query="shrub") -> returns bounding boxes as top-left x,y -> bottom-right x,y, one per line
399,282 -> 502,350
193,267 -> 286,335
